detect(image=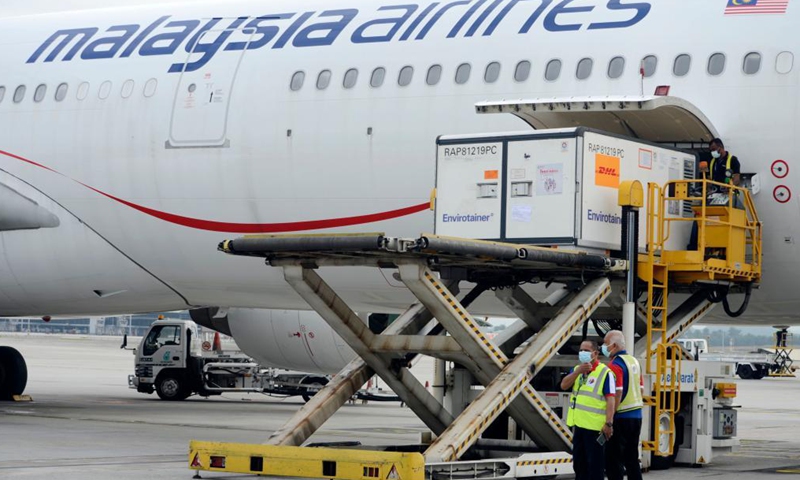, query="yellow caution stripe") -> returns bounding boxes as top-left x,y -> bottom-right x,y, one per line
188,441 -> 424,480
516,457 -> 573,466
